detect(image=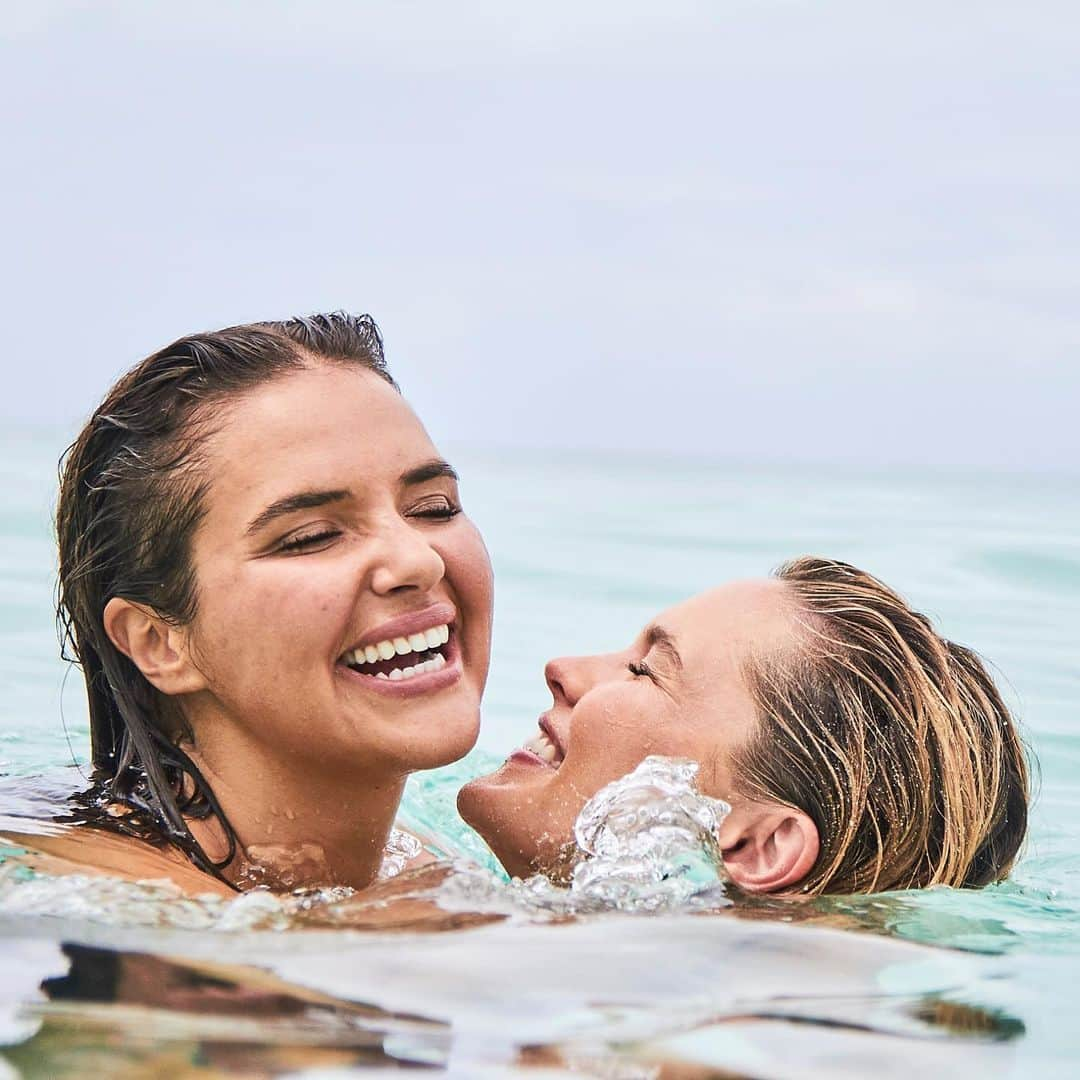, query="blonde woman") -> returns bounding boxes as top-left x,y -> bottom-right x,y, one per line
460,558 -> 1029,895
